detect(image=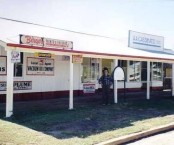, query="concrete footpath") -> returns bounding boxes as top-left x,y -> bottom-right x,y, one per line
96,122 -> 174,145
